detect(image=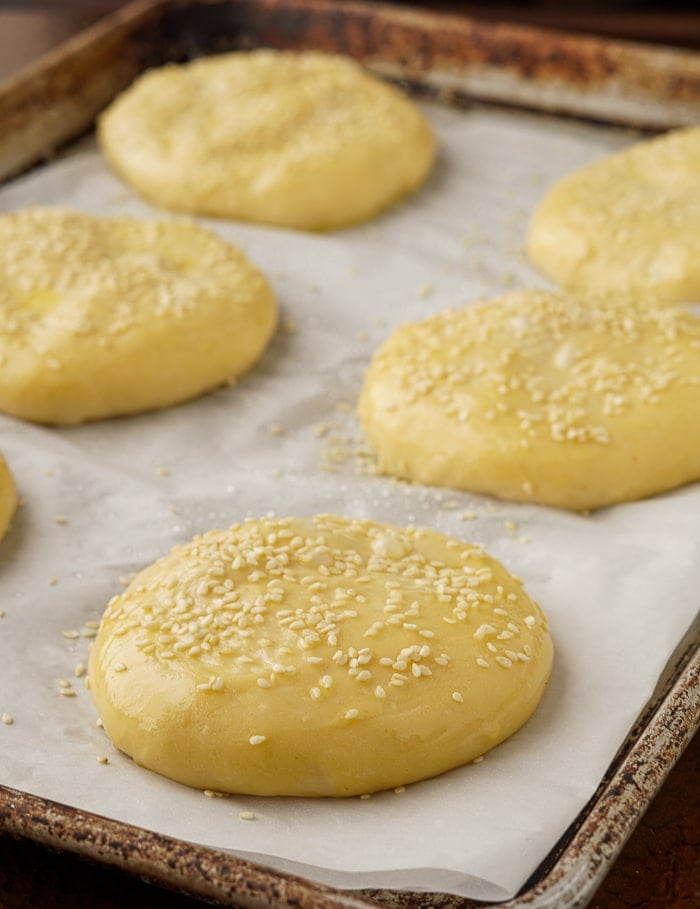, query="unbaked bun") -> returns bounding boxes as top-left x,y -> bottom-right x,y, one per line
98,50 -> 436,230
358,290 -> 700,510
88,515 -> 552,797
527,127 -> 700,304
0,208 -> 277,425
0,454 -> 17,544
